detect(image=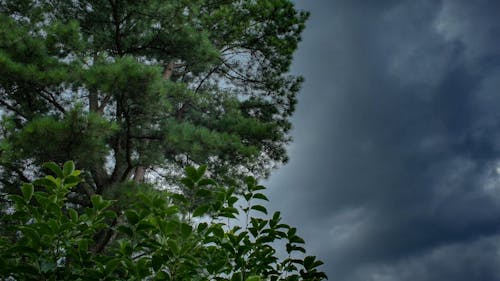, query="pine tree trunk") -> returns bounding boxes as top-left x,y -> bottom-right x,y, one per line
163,61 -> 175,80
133,166 -> 145,183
